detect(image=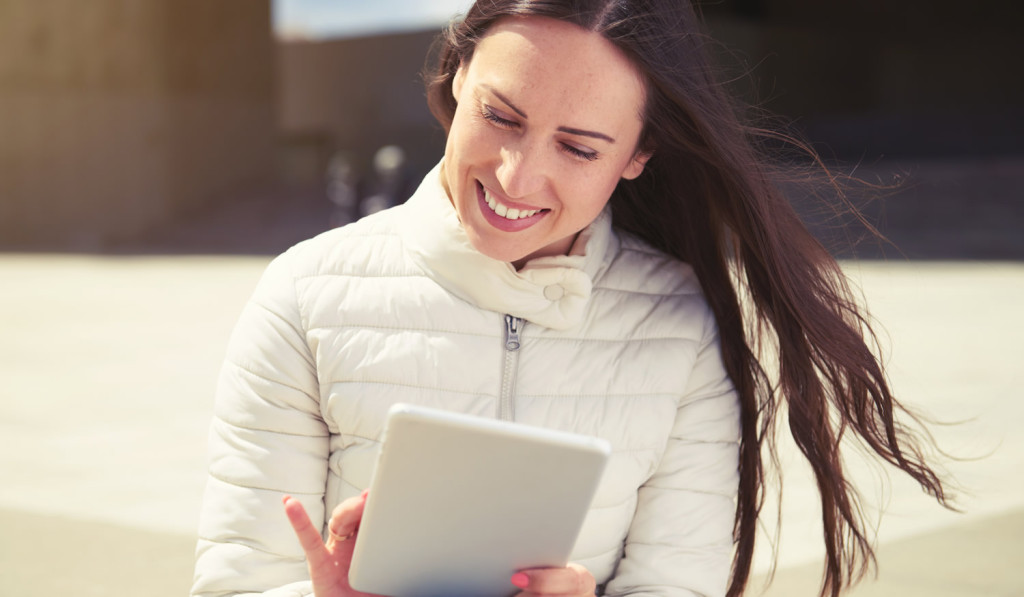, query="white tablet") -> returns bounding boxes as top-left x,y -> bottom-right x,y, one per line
348,403 -> 611,597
